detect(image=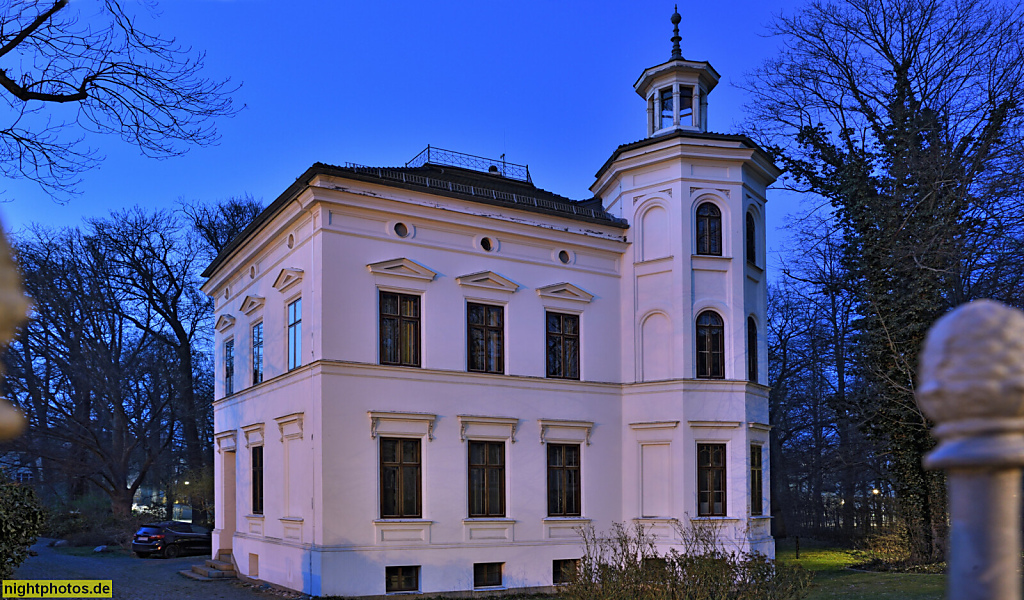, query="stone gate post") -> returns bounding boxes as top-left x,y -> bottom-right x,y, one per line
917,299 -> 1024,600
